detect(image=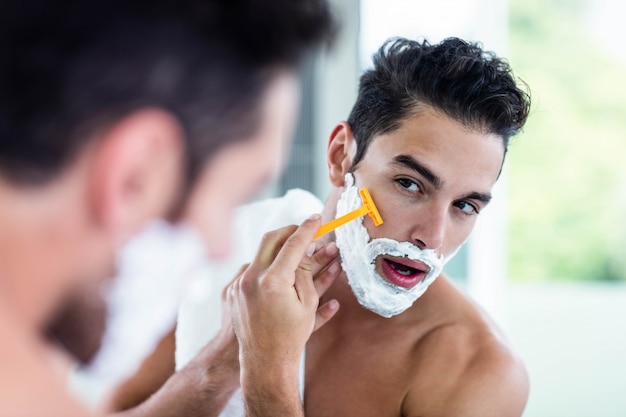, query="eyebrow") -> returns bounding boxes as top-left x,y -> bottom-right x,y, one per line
390,154 -> 442,189
390,154 -> 493,204
461,191 -> 492,205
